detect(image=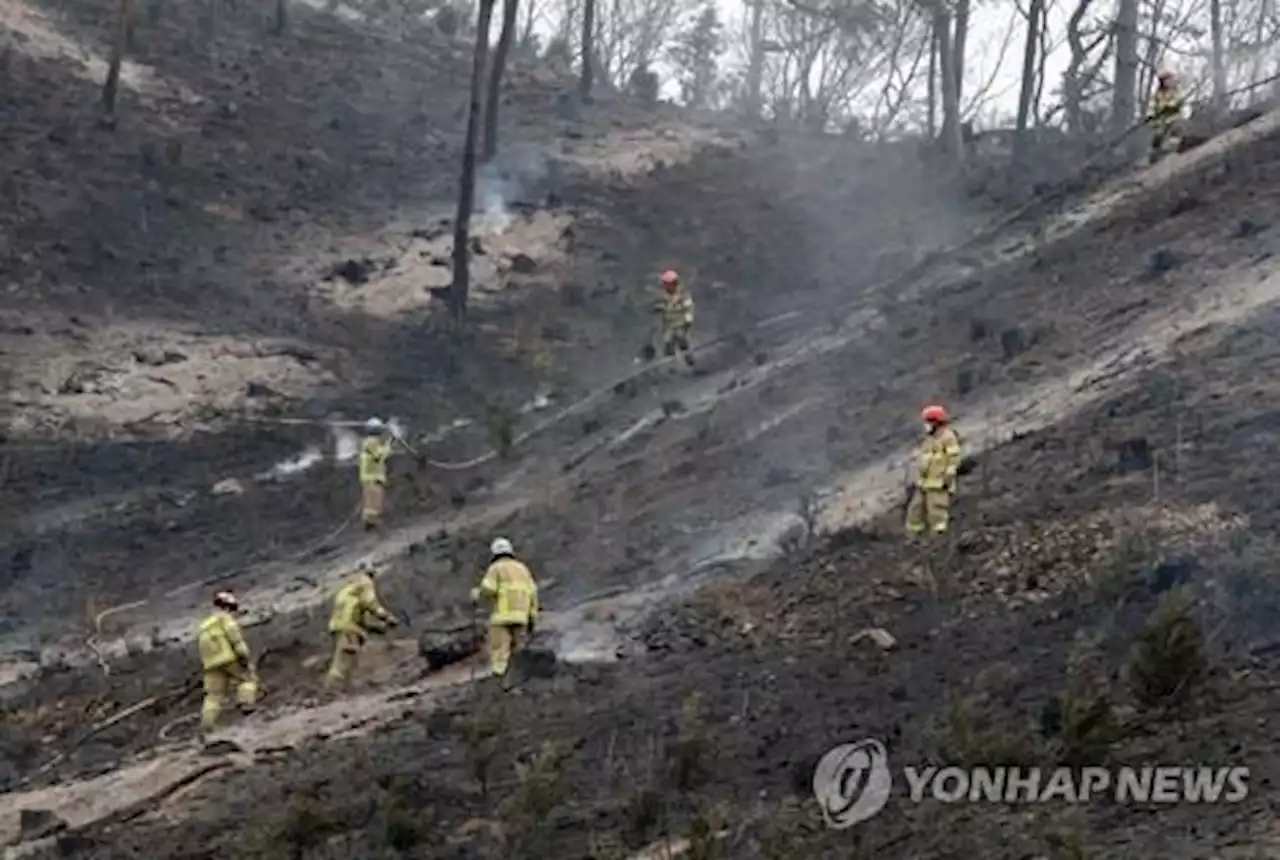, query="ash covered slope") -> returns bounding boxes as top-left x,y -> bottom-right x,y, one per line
47,121 -> 1280,859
